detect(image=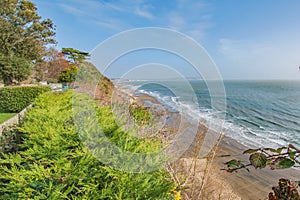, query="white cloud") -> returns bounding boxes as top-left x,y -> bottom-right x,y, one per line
93,21 -> 123,31
105,3 -> 124,12
57,1 -> 130,31
58,4 -> 87,16
92,19 -> 133,31
58,0 -> 213,41
165,0 -> 213,42
134,7 -> 153,19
